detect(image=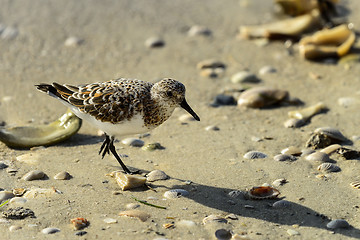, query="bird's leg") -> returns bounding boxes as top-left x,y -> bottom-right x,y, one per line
108,136 -> 133,174
99,134 -> 111,158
